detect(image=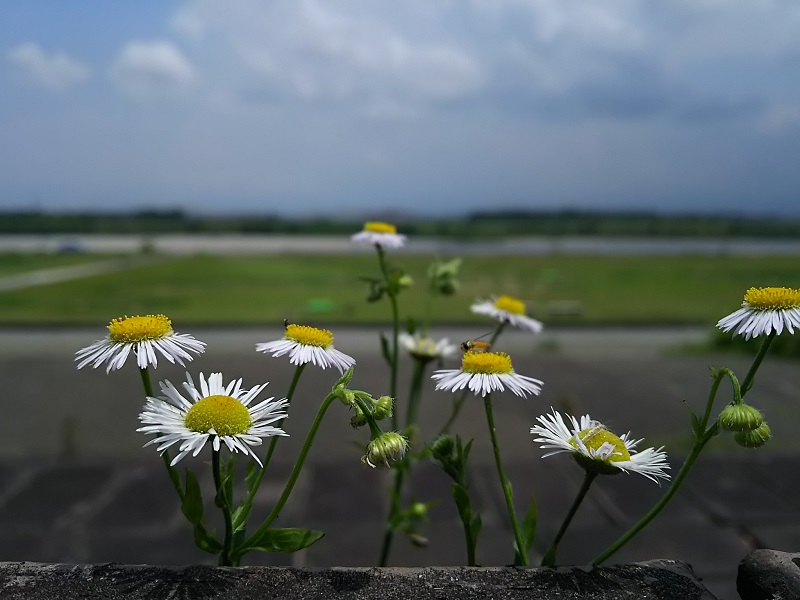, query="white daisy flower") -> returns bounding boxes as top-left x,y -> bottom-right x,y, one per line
717,286 -> 800,340
76,314 -> 206,373
137,372 -> 288,467
351,221 -> 407,249
398,332 -> 458,361
531,409 -> 670,483
471,295 -> 543,334
431,350 -> 543,398
256,323 -> 356,373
